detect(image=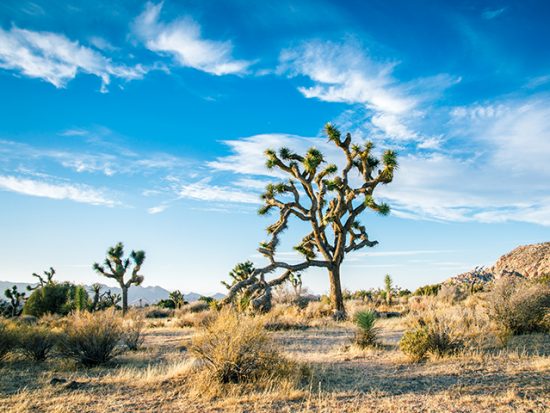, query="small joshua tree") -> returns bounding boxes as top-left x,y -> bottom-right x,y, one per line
384,274 -> 393,306
222,261 -> 255,289
169,290 -> 185,309
222,123 -> 397,318
90,283 -> 102,311
100,290 -> 122,310
5,286 -> 25,317
27,267 -> 56,291
93,242 -> 145,315
289,272 -> 303,298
